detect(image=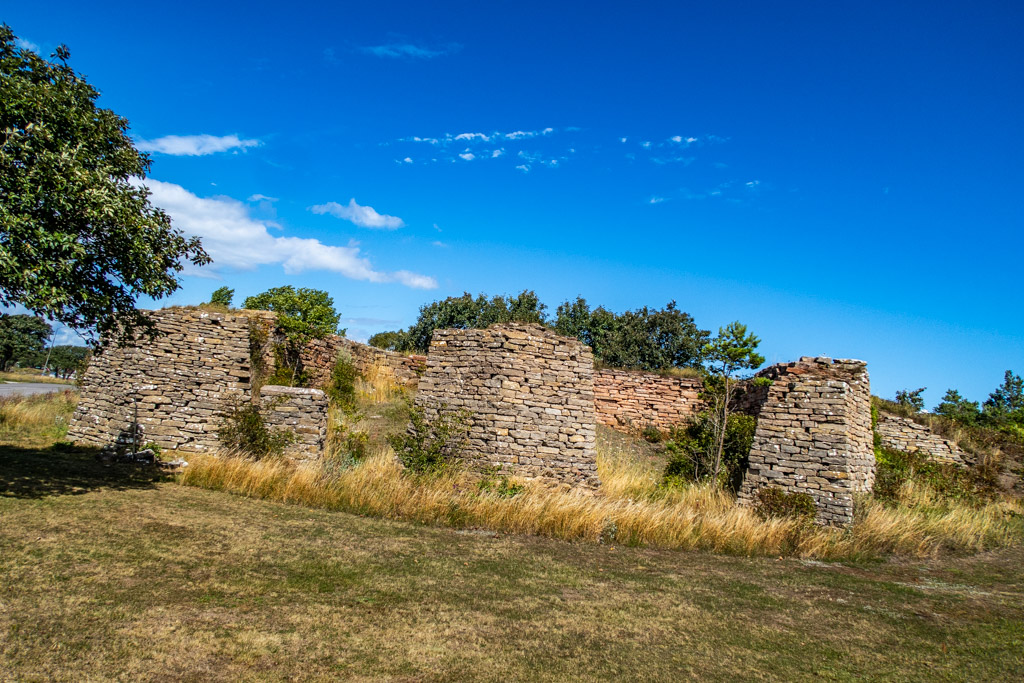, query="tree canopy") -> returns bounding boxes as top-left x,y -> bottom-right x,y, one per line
208,286 -> 234,308
0,312 -> 51,370
0,26 -> 209,345
243,286 -> 342,344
